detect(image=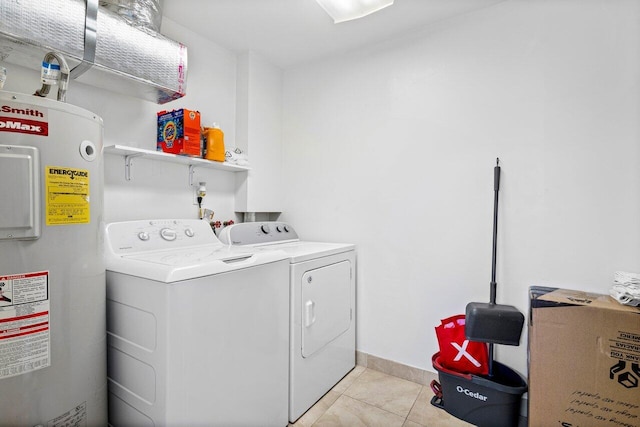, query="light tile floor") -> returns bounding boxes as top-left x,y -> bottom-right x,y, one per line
289,366 -> 474,427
